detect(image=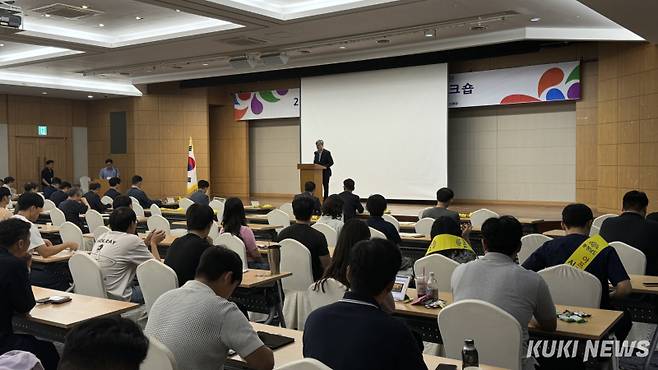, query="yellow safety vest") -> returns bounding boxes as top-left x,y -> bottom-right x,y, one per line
564,234 -> 608,270
426,234 -> 474,256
